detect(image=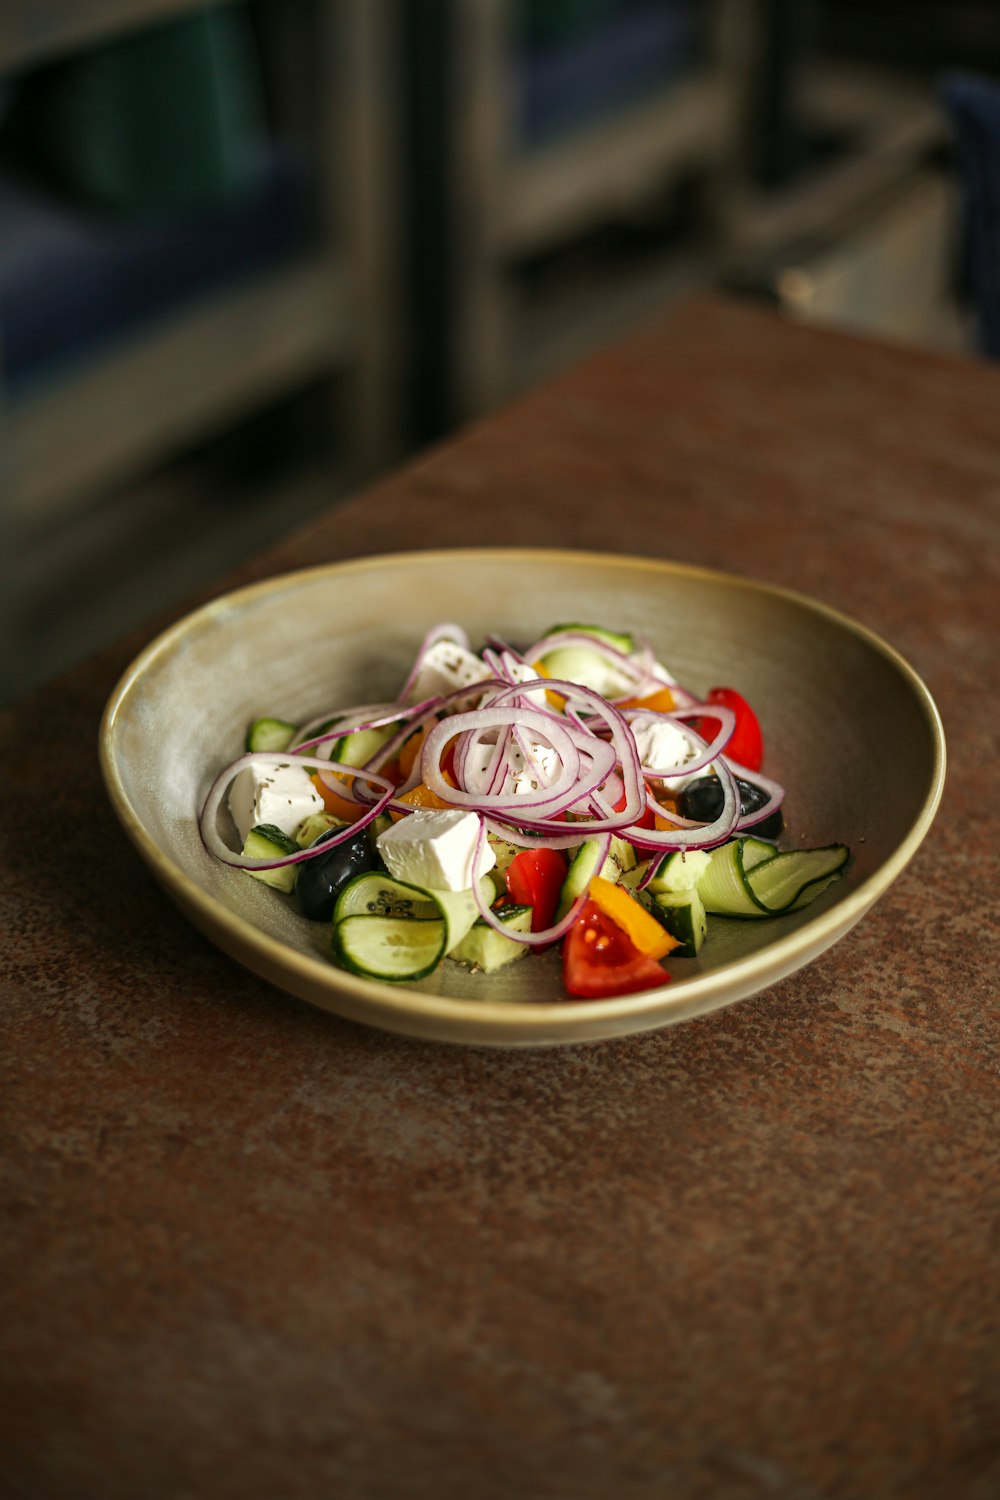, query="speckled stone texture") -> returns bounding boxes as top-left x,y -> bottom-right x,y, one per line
2,296 -> 998,1500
